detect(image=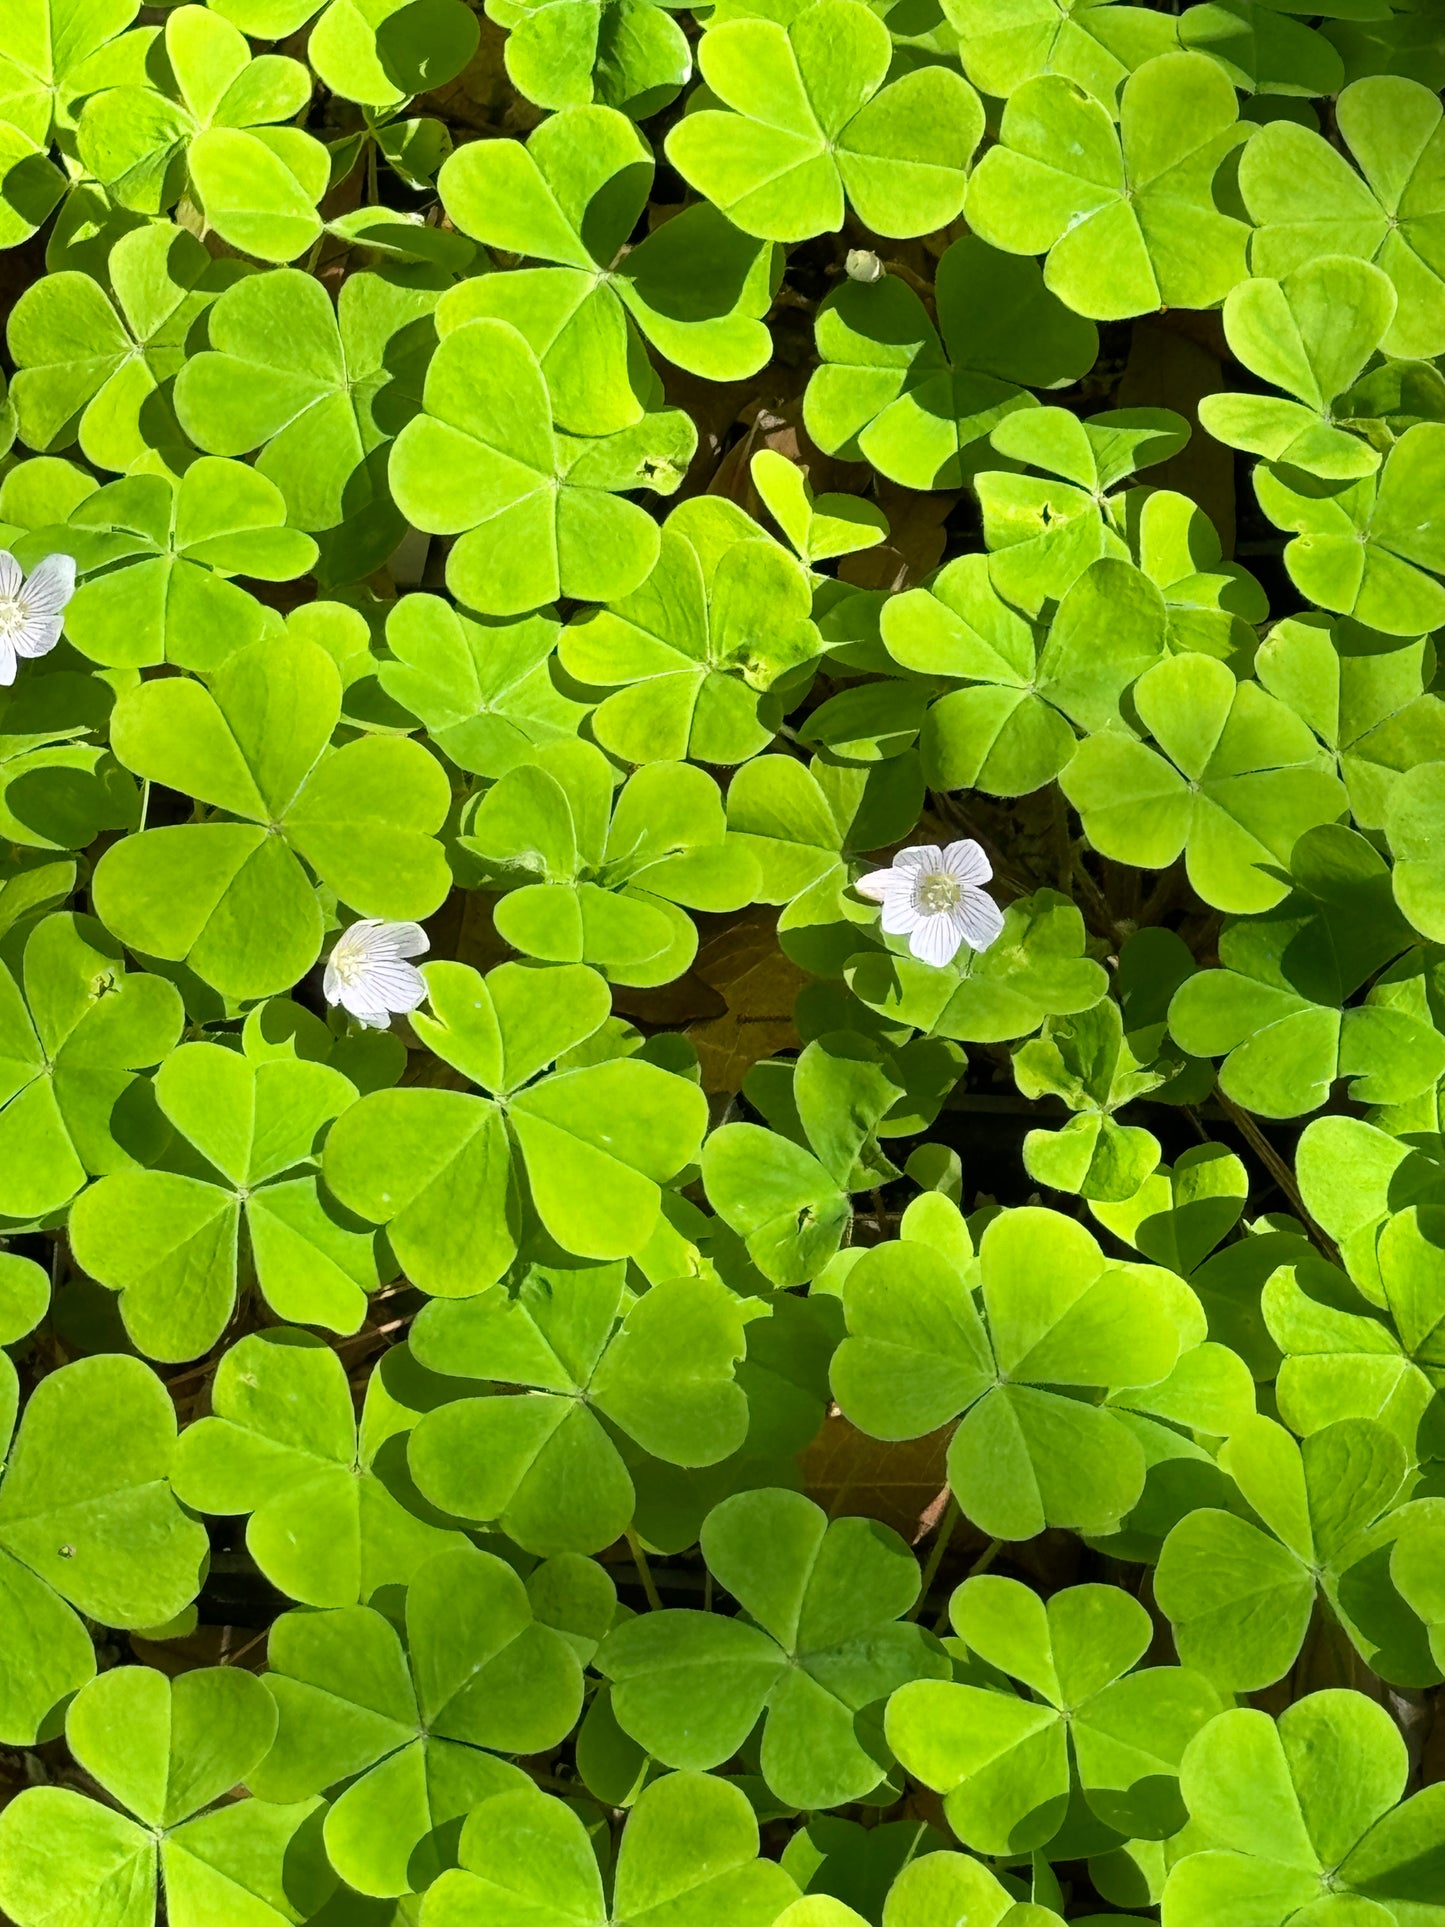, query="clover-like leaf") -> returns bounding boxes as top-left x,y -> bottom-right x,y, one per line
600,1488 -> 948,1808
1061,652 -> 1348,914
1198,256 -> 1396,480
1255,423 -> 1445,638
75,6 -> 312,217
92,633 -> 451,999
832,1204 -> 1185,1539
1126,488 -> 1268,671
751,450 -> 889,566
389,315 -> 694,616
1240,76 -> 1445,361
1179,0 -> 1346,98
0,1354 -> 208,1744
559,497 -> 818,765
0,910 -> 180,1222
491,0 -> 692,117
323,960 -> 709,1294
704,1032 -> 908,1284
405,1260 -> 764,1554
945,0 -> 1180,106
172,1333 -> 467,1608
173,268 -> 440,580
1256,611 -> 1445,832
976,406 -> 1188,615
888,555 -> 1166,796
1264,1231 -> 1445,1454
7,222 -> 246,472
427,1772 -> 799,1927
248,1544 -> 578,1897
1154,1414 -> 1429,1691
307,0 -> 479,108
1166,824 -> 1442,1119
966,52 -> 1251,320
378,594 -> 589,780
804,237 -> 1097,492
1014,999 -> 1168,1203
667,0 -> 983,242
0,1665 -> 340,1927
1165,1690 -> 1445,1927
888,1577 -> 1220,1856
48,457 -> 317,671
439,106 -> 779,416
70,1041 -> 375,1359
461,737 -> 758,986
